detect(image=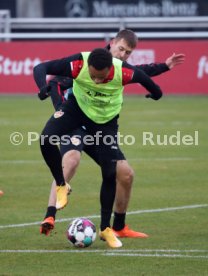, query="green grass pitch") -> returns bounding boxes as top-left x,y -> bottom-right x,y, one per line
0,95 -> 207,275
